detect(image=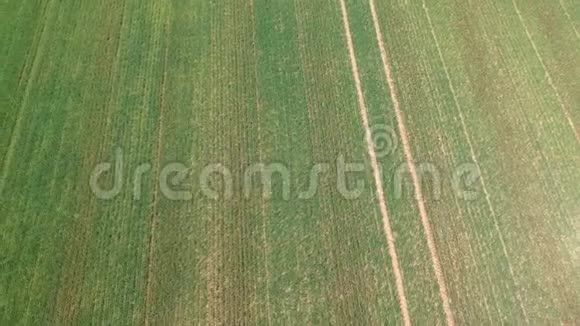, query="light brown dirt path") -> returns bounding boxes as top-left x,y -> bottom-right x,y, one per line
367,1 -> 455,325
337,0 -> 411,324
